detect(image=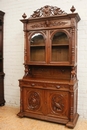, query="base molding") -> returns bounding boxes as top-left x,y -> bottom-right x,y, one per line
17,111 -> 79,128
66,113 -> 79,128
